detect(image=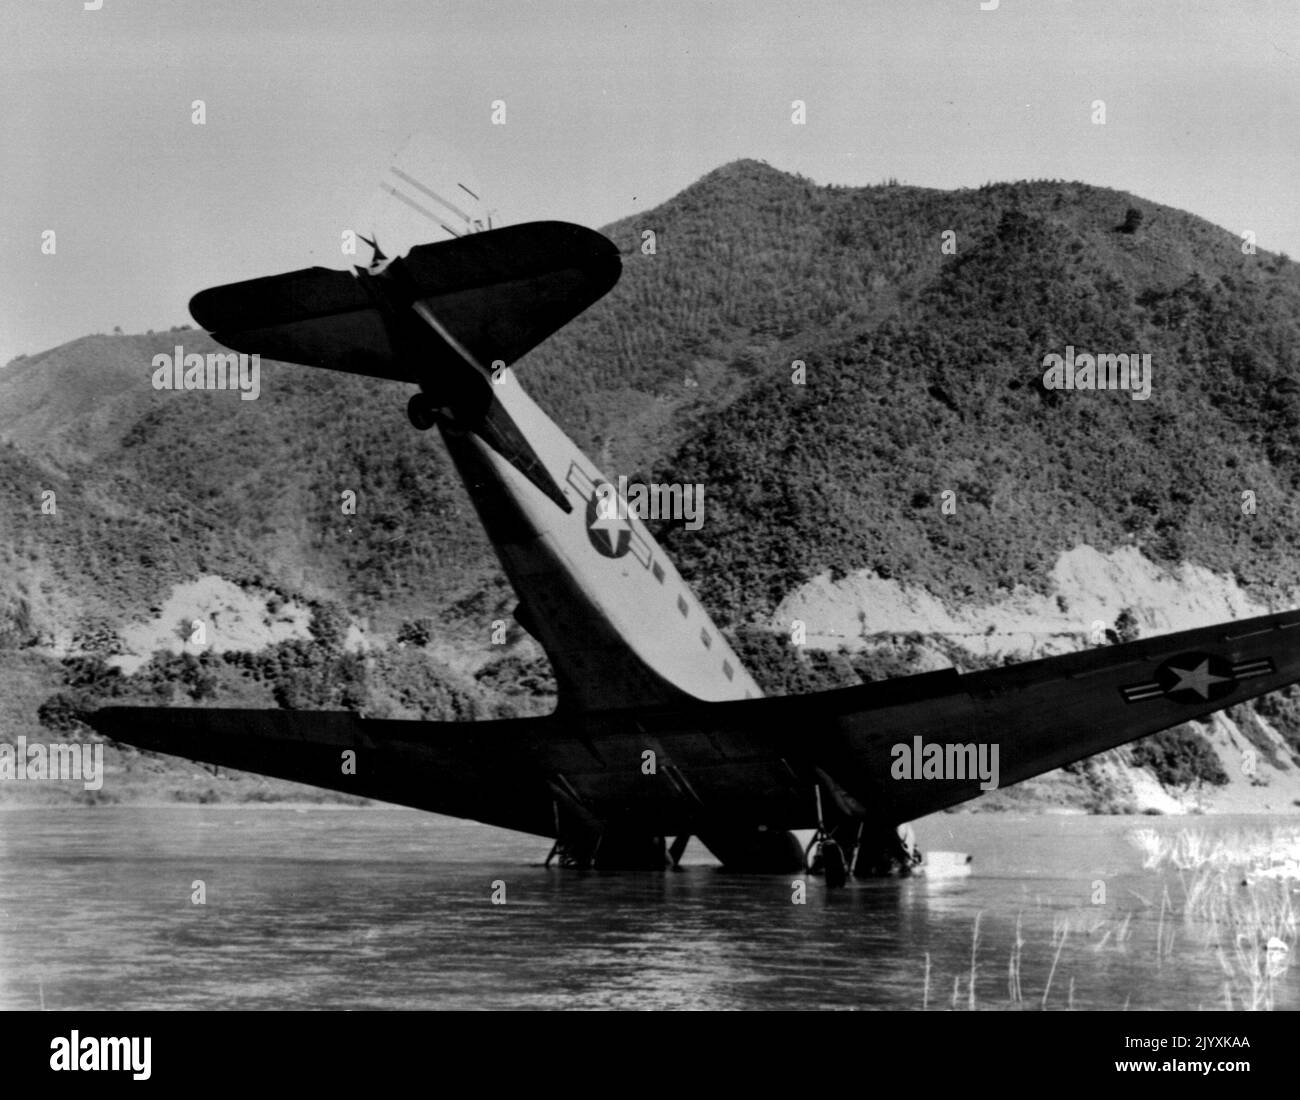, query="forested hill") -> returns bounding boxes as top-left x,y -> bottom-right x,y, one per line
640,165 -> 1300,624
5,161 -> 1299,637
4,160 -> 1300,809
